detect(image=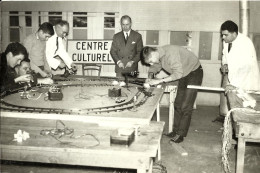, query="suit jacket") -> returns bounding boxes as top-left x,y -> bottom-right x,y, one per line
110,30 -> 143,74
